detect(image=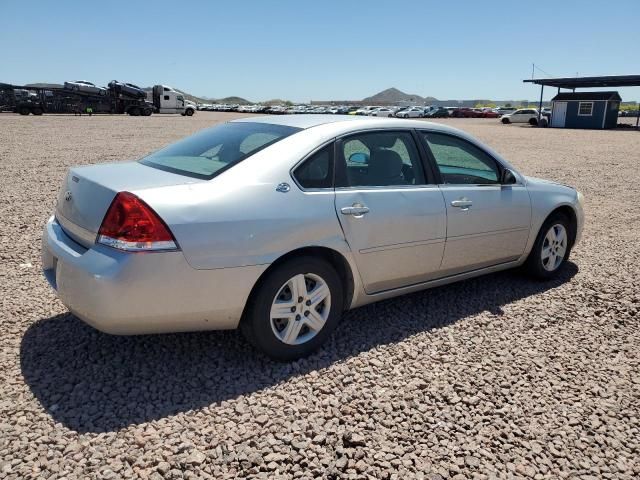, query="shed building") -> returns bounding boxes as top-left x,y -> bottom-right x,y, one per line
550,91 -> 621,129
